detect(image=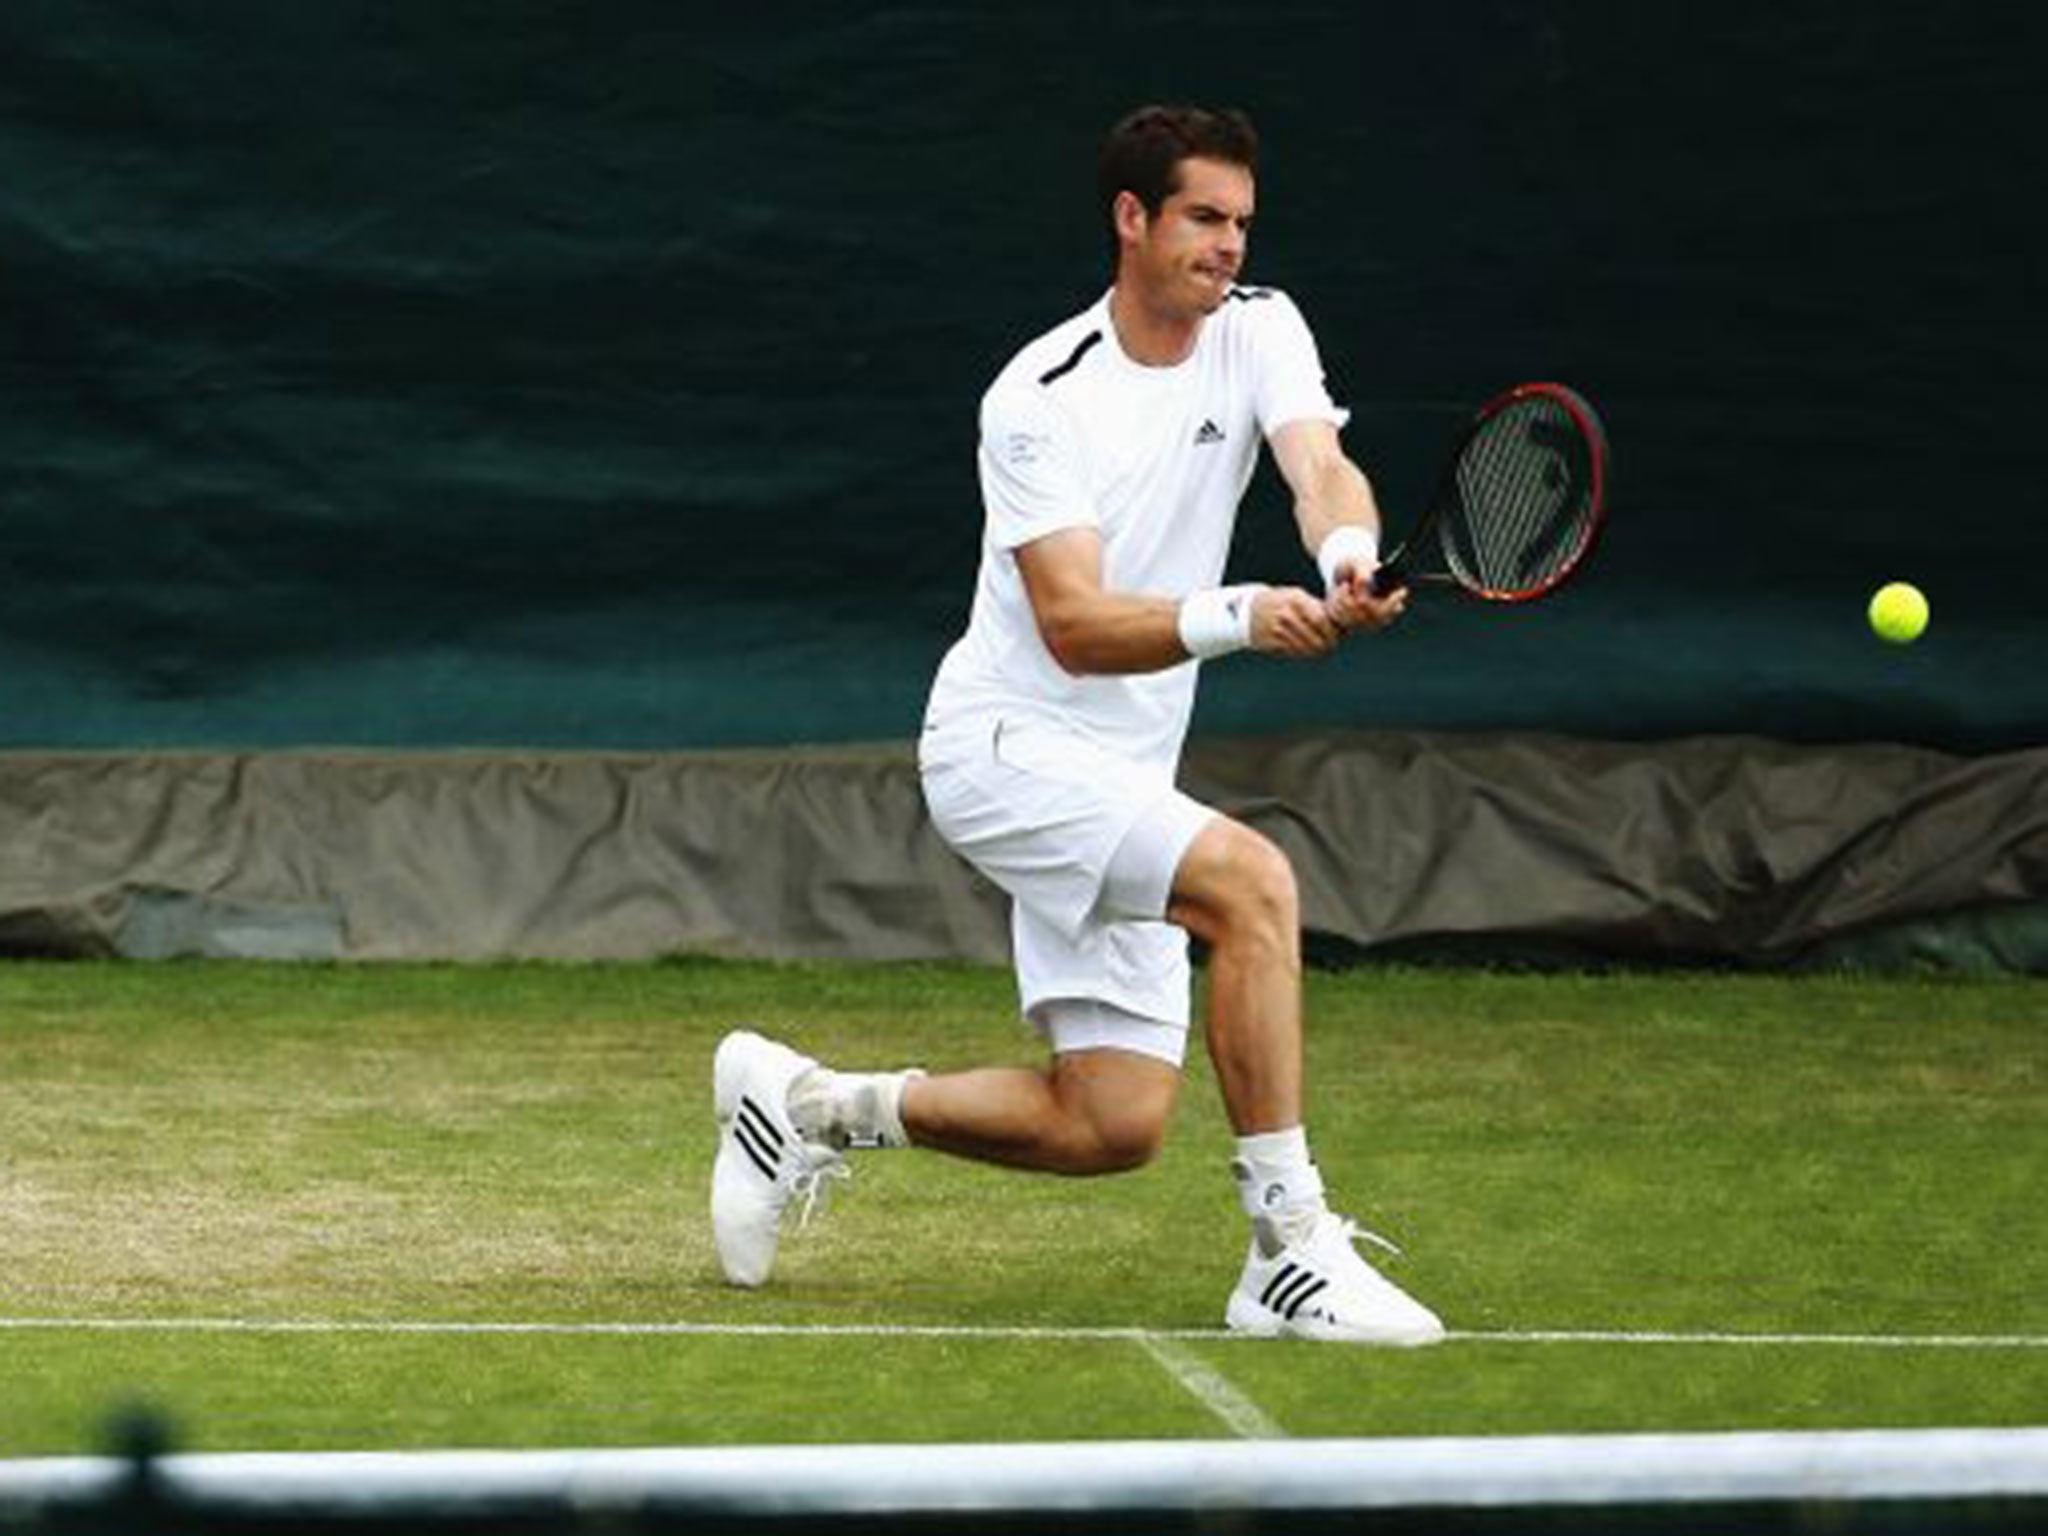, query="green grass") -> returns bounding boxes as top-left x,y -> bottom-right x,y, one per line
0,959 -> 2043,1454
